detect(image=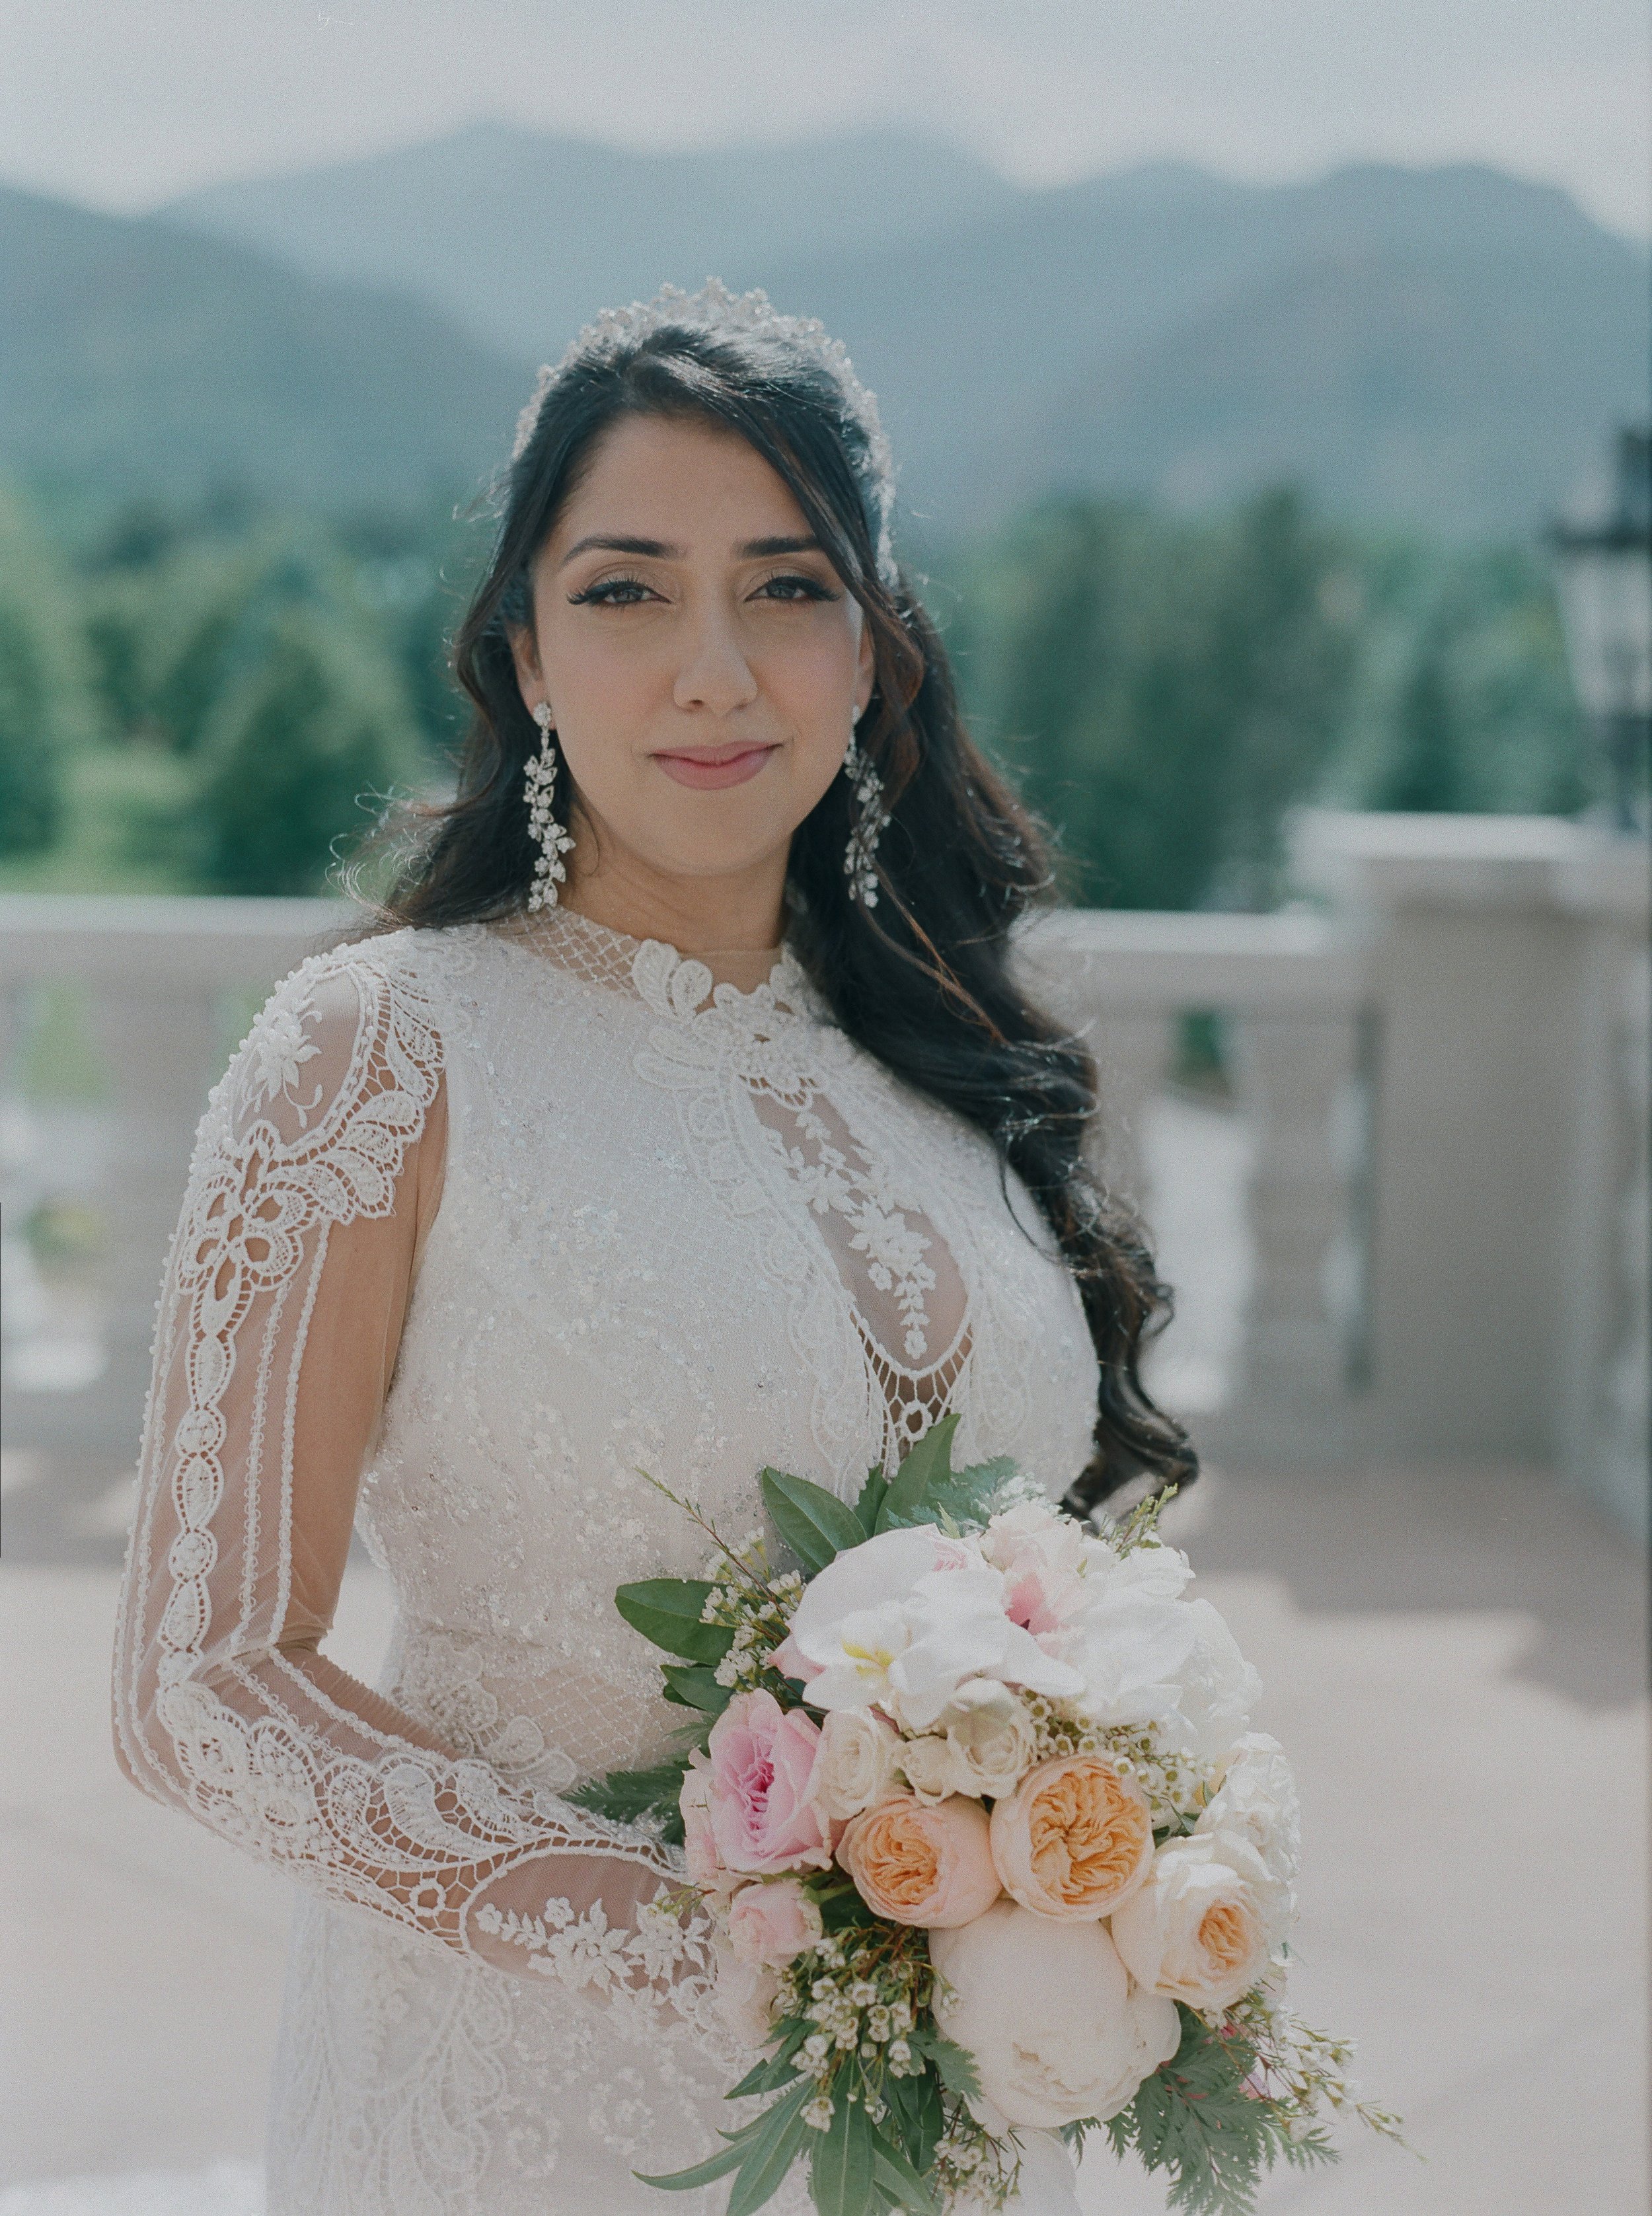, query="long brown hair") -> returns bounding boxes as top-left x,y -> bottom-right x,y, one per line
373,316 -> 1194,1510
